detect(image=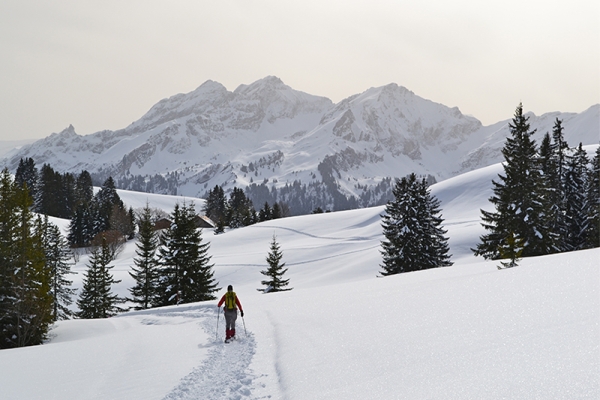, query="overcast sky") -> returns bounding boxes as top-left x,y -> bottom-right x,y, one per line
1,0 -> 598,141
